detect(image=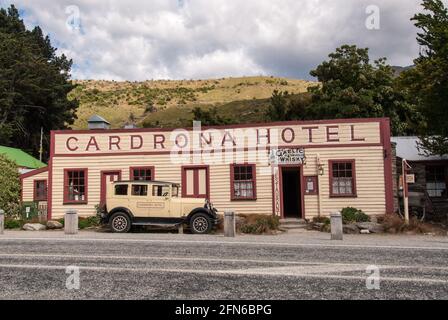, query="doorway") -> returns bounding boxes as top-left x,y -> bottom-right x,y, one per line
100,171 -> 121,206
281,167 -> 303,219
